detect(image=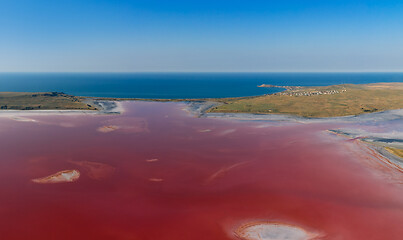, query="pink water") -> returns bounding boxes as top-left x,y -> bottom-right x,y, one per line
0,101 -> 402,240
